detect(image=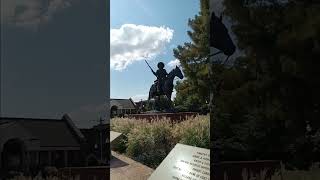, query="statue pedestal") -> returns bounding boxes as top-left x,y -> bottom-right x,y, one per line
145,110 -> 162,114
148,95 -> 174,112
